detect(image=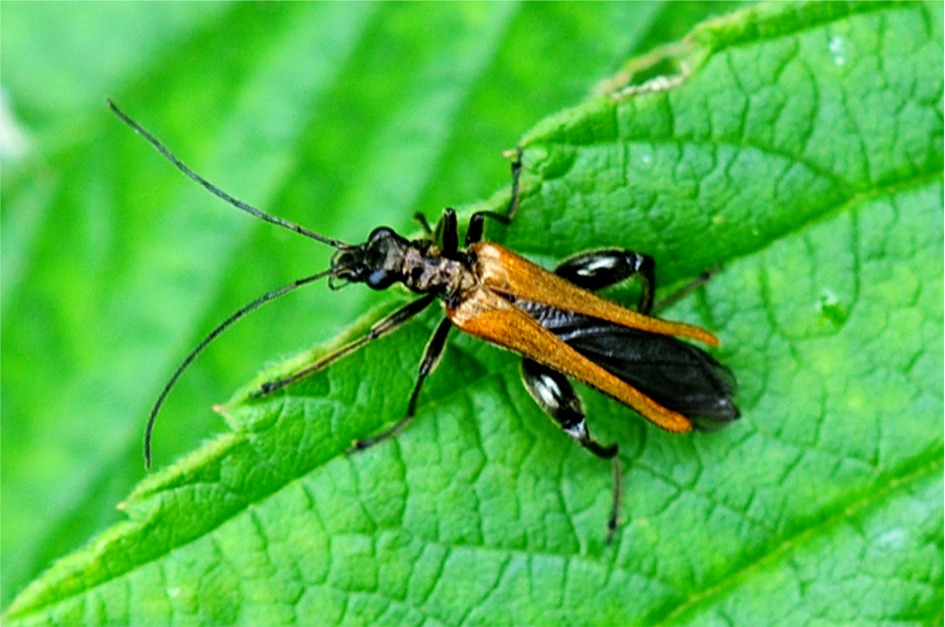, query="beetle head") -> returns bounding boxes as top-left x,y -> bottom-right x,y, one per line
329,227 -> 411,290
